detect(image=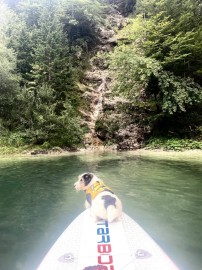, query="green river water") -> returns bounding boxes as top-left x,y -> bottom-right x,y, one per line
0,151 -> 202,270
